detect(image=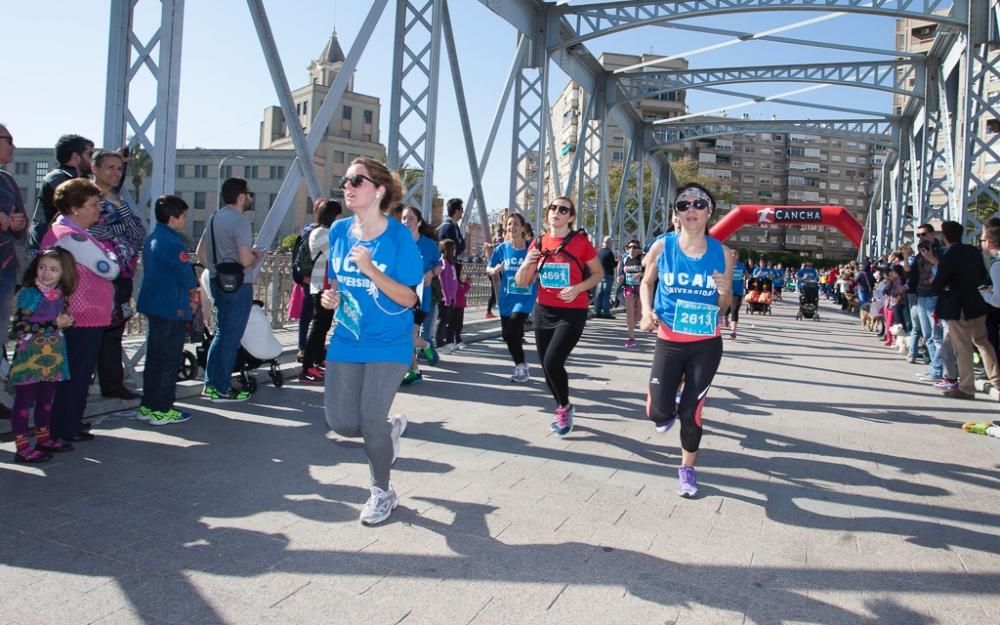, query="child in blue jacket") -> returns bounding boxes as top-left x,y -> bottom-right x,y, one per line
136,195 -> 199,425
